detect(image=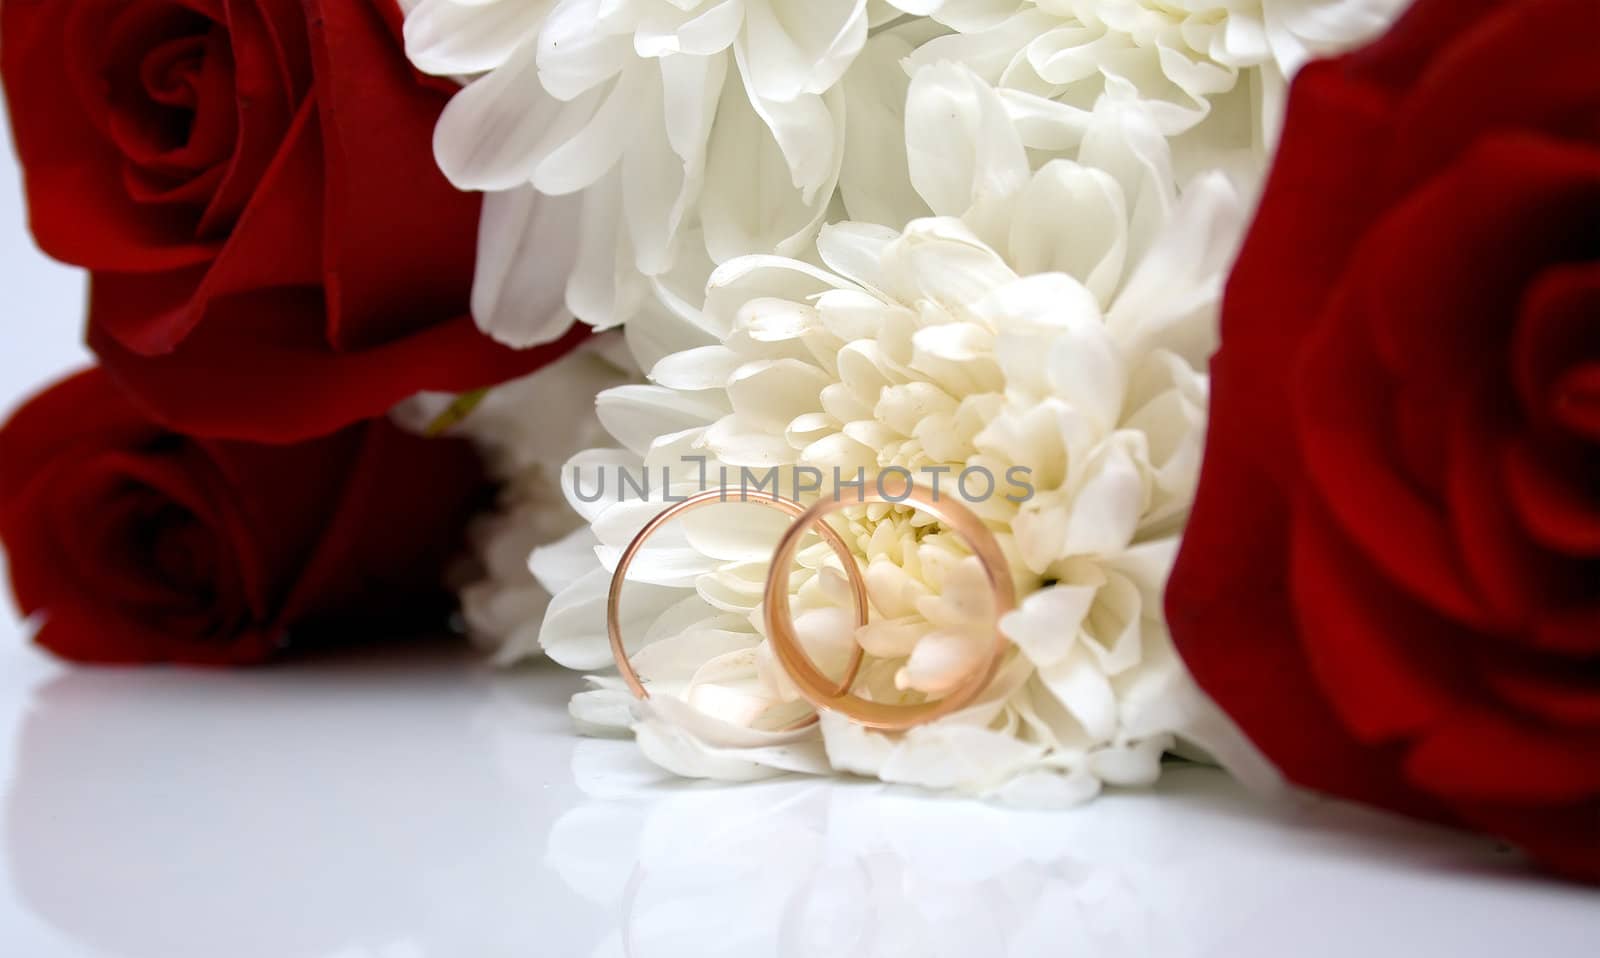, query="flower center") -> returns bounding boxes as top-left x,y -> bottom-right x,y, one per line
90,1 -> 239,206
